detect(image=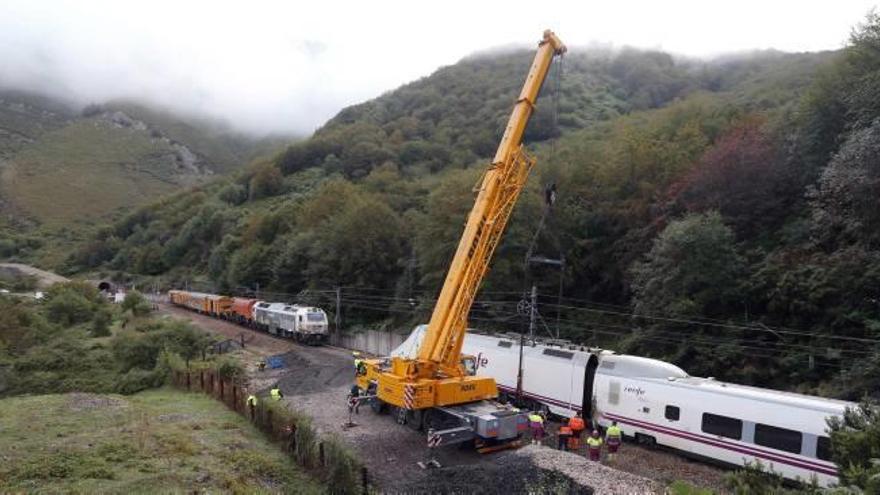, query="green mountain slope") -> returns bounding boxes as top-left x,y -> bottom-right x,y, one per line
0,91 -> 292,265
